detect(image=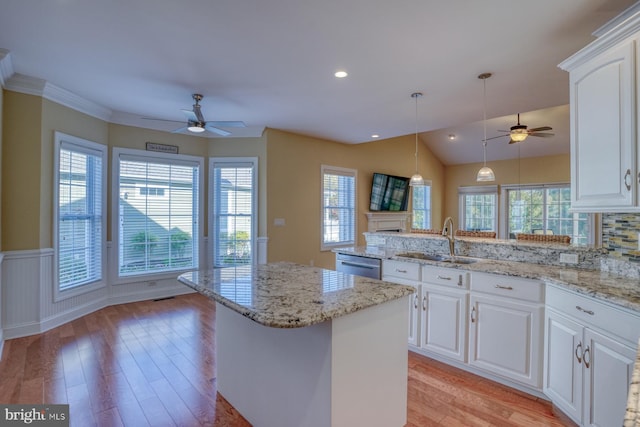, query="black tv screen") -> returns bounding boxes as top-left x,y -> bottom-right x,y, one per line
369,173 -> 410,211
